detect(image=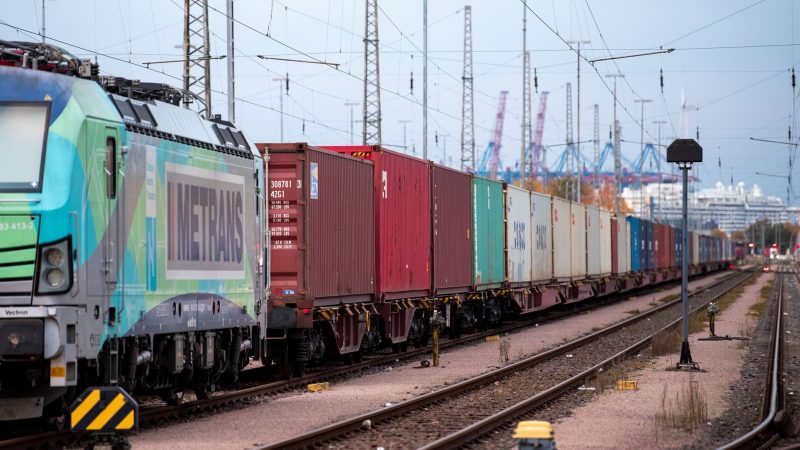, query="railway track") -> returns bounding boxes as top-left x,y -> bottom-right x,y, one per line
716,265 -> 790,450
0,269 -> 742,450
258,270 -> 756,450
